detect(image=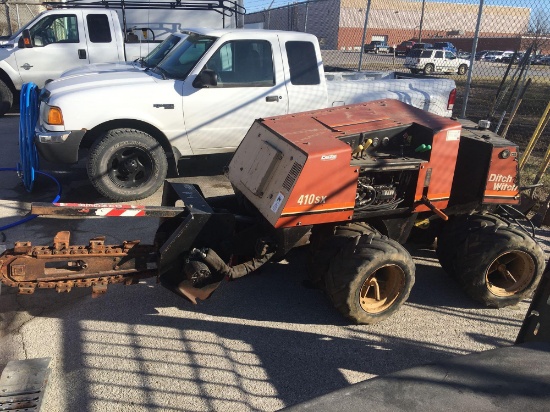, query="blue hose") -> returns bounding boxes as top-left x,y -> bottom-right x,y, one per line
18,82 -> 40,192
0,168 -> 62,231
0,83 -> 62,231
